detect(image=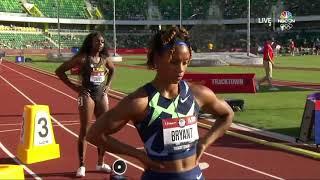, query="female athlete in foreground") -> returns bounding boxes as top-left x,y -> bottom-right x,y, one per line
87,26 -> 233,179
